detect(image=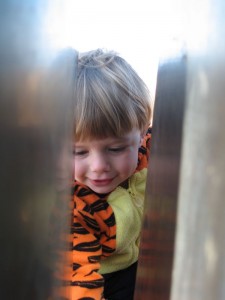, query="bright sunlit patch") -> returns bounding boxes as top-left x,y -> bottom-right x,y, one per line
44,0 -> 211,92
183,0 -> 211,53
